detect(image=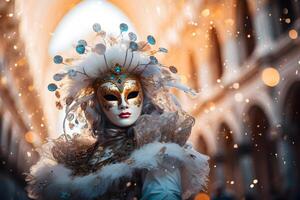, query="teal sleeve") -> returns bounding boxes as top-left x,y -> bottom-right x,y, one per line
141,168 -> 182,200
